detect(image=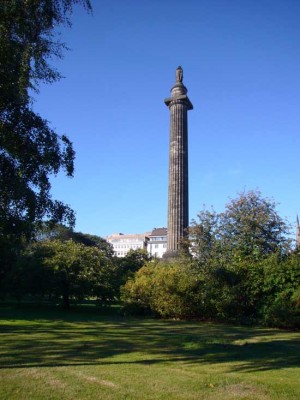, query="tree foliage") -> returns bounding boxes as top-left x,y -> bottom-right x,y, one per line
122,191 -> 299,328
37,224 -> 114,257
9,239 -> 117,309
0,0 -> 91,281
122,260 -> 199,318
219,190 -> 291,259
122,253 -> 300,327
118,249 -> 151,277
0,0 -> 92,106
189,190 -> 291,265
